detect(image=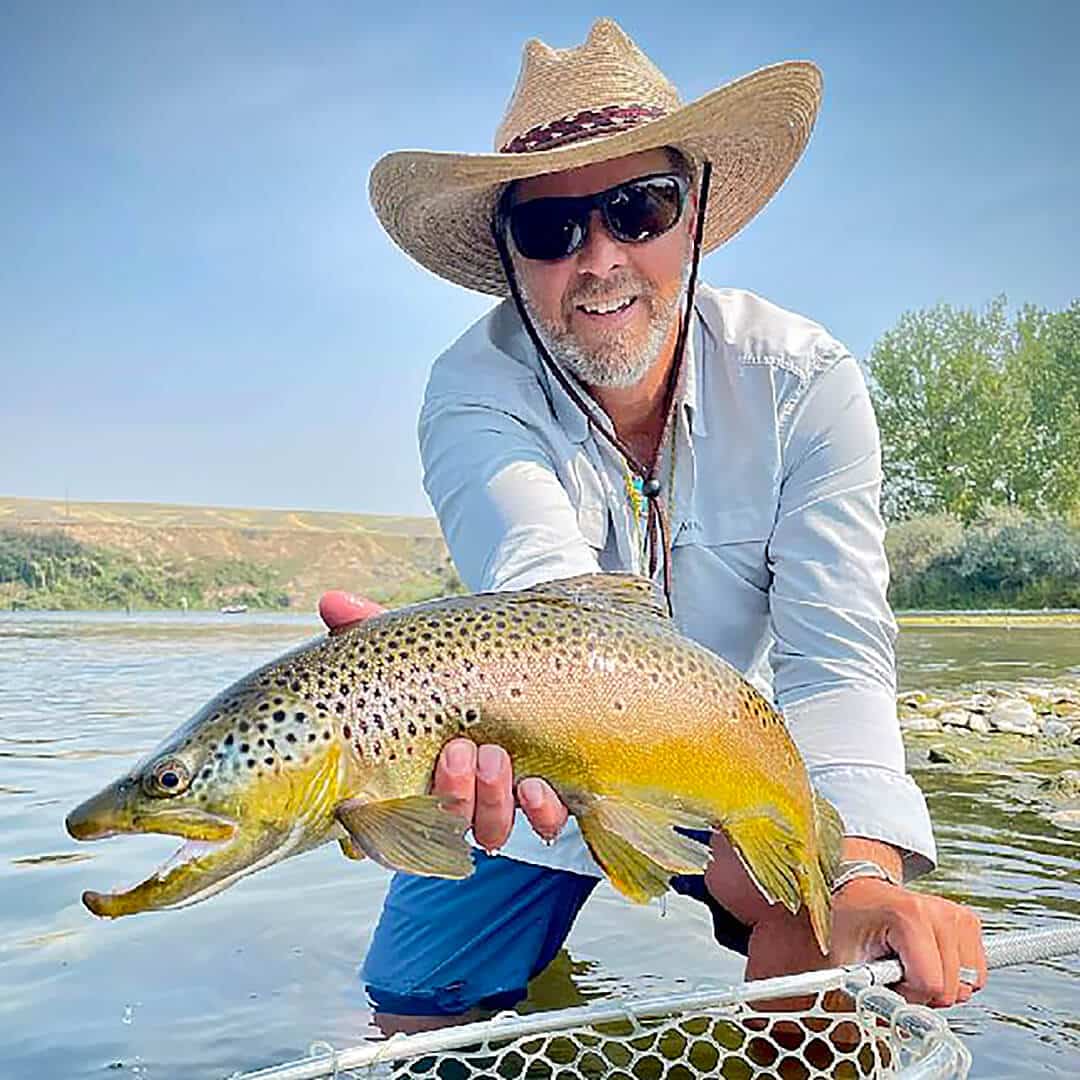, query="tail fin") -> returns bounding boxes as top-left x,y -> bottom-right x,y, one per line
804,793 -> 845,954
